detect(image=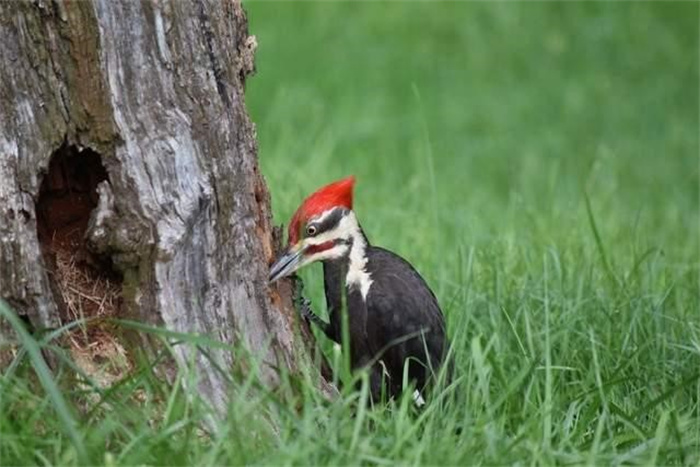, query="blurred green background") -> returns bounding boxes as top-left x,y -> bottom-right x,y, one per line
244,2 -> 700,463
247,1 -> 698,300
